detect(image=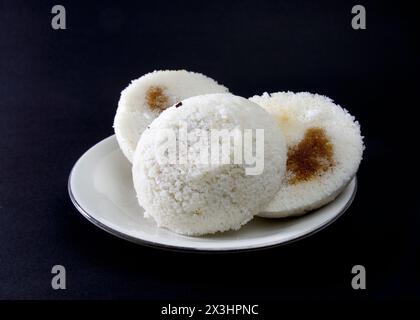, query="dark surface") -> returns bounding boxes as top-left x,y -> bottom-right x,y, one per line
0,0 -> 418,301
